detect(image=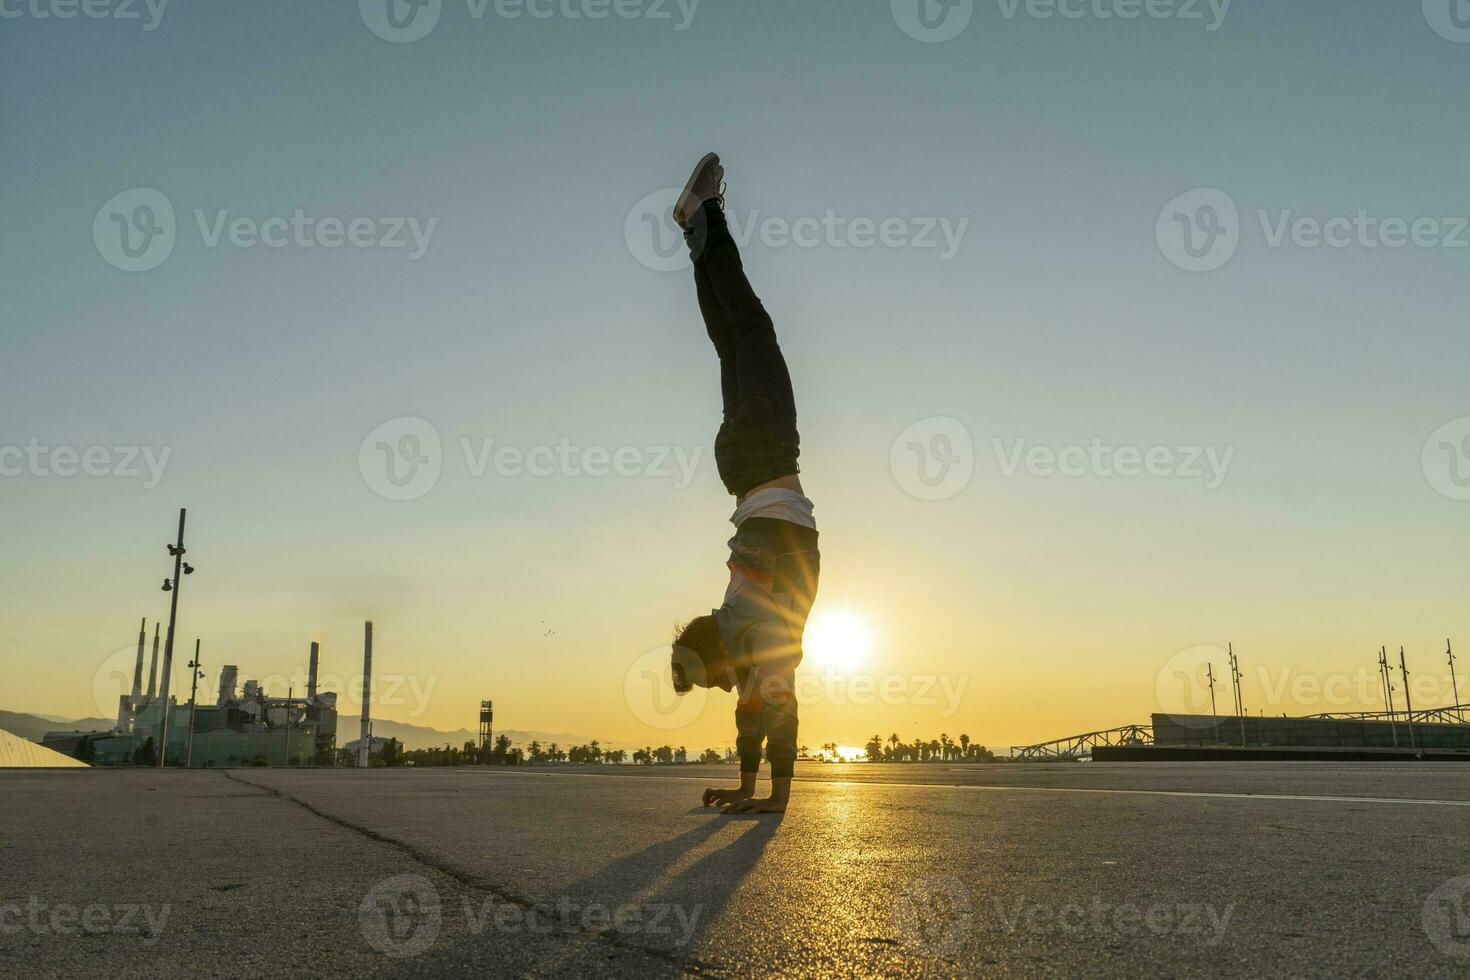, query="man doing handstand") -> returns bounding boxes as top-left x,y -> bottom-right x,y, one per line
668,152 -> 820,815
